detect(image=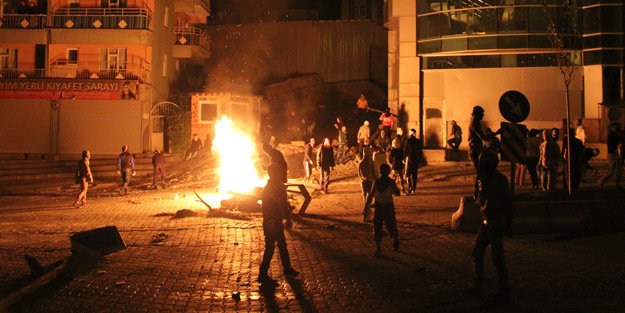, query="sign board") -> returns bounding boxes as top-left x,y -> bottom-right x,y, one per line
0,79 -> 139,100
499,90 -> 530,123
500,122 -> 527,164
